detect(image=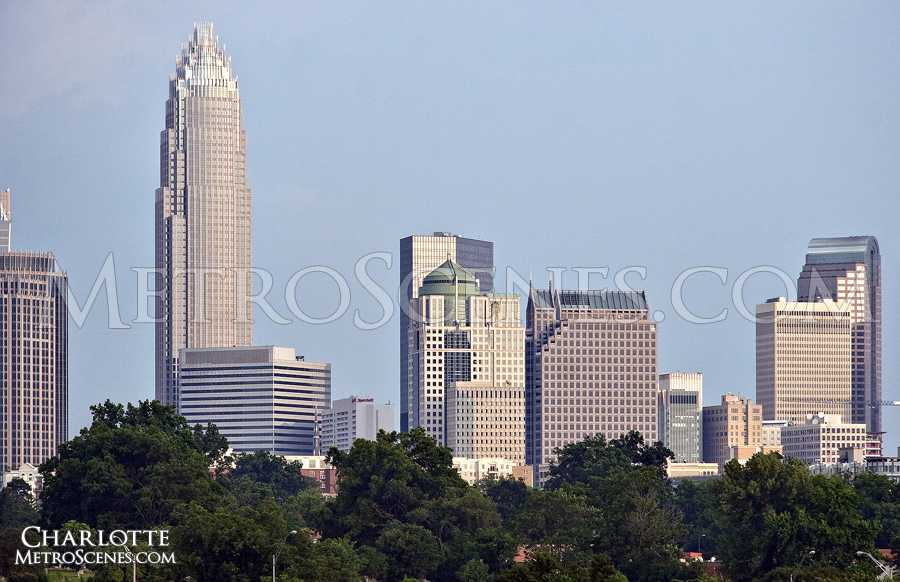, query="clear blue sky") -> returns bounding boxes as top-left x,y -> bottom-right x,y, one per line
1,1 -> 898,452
